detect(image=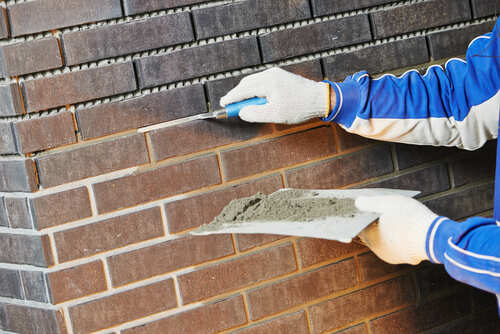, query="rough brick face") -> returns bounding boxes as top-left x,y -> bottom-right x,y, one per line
0,83 -> 24,116
471,0 -> 500,17
8,0 -> 122,37
358,252 -> 403,281
135,37 -> 261,88
62,13 -> 194,65
20,271 -> 49,303
0,303 -> 66,334
296,238 -> 365,268
235,311 -> 309,334
0,234 -> 52,267
0,159 -> 38,192
123,0 -> 206,14
22,62 -> 137,113
4,197 -> 32,229
0,122 -> 17,154
259,15 -> 371,62
0,9 -> 8,39
0,268 -> 23,299
312,0 -> 397,16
